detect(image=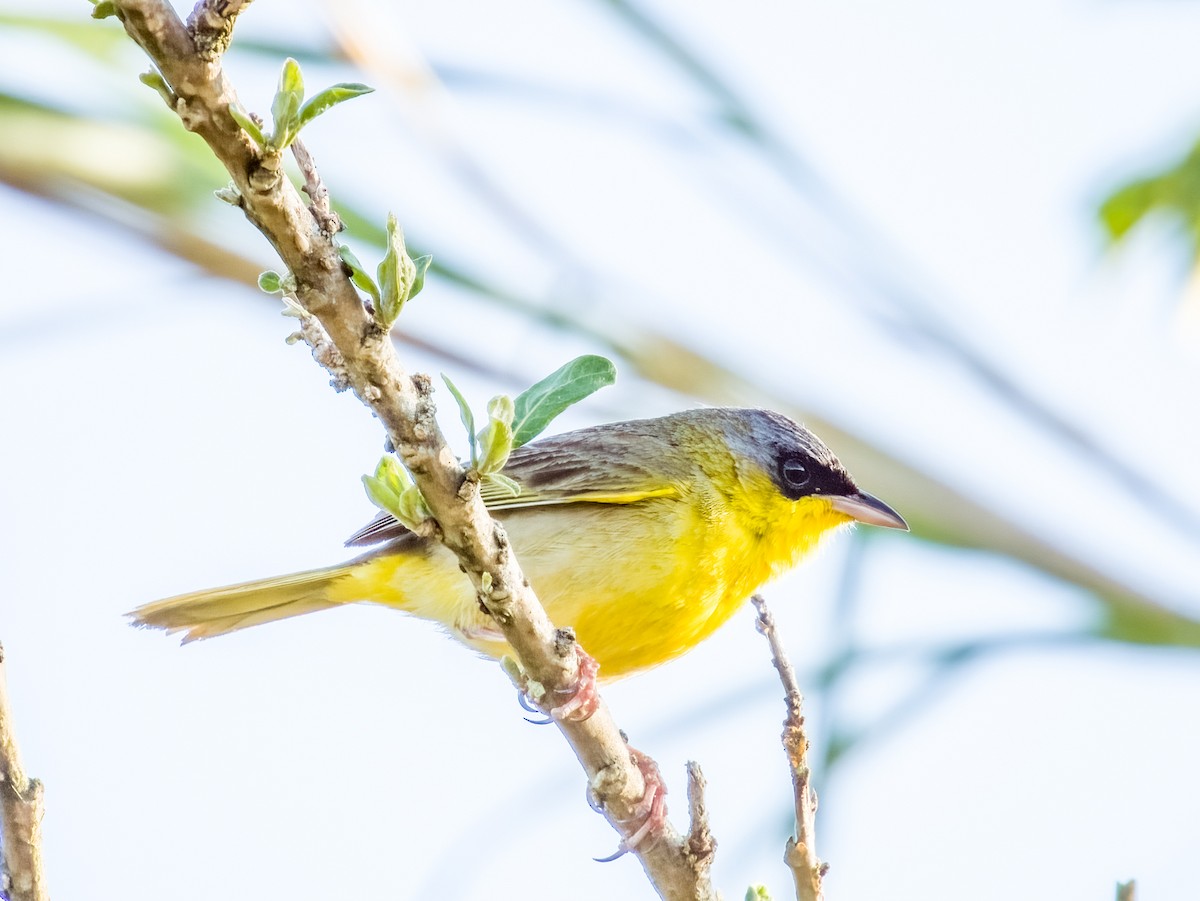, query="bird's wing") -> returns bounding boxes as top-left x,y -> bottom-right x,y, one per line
344,423 -> 688,547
